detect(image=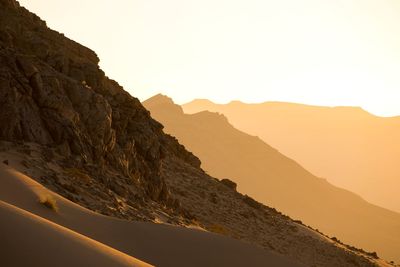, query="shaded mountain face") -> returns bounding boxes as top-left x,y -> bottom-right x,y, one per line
145,94 -> 400,263
0,0 -> 202,209
0,1 -> 393,266
183,100 -> 400,214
